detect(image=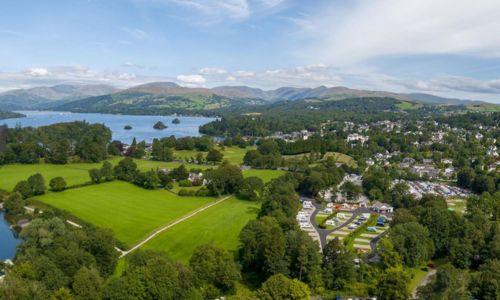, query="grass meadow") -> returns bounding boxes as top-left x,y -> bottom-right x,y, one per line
33,181 -> 213,247
143,196 -> 260,262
